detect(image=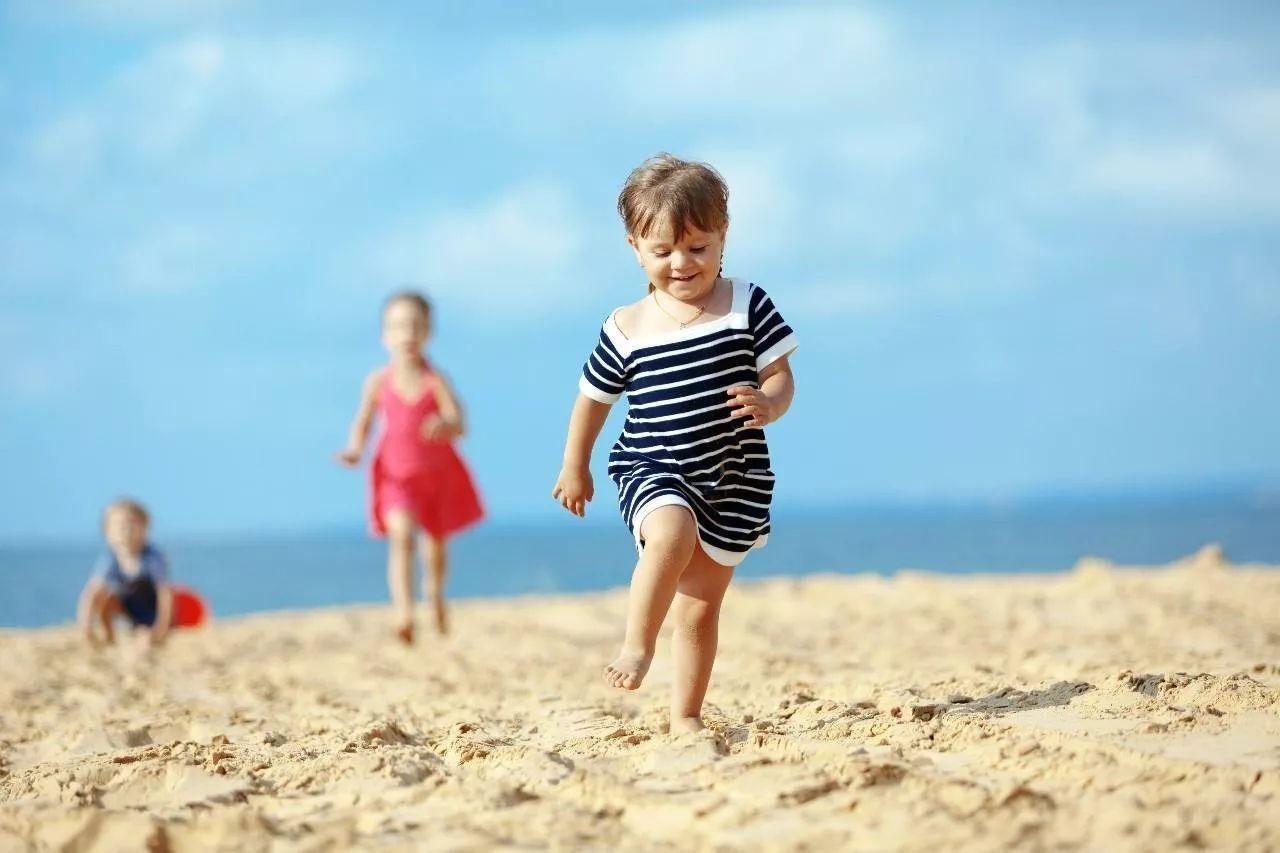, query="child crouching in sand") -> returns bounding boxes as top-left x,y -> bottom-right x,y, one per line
553,154 -> 799,733
77,498 -> 173,647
